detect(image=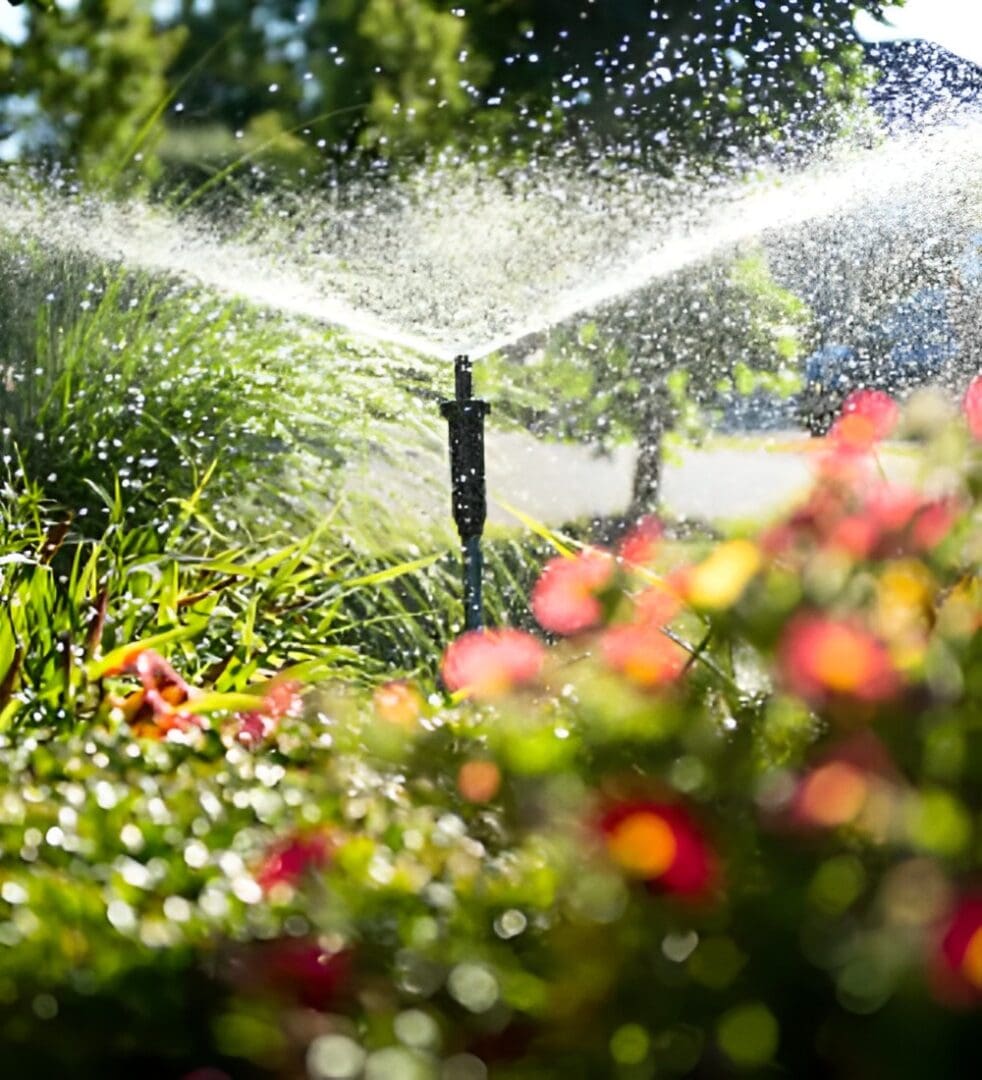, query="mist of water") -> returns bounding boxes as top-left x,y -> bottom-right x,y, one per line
2,113 -> 979,368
